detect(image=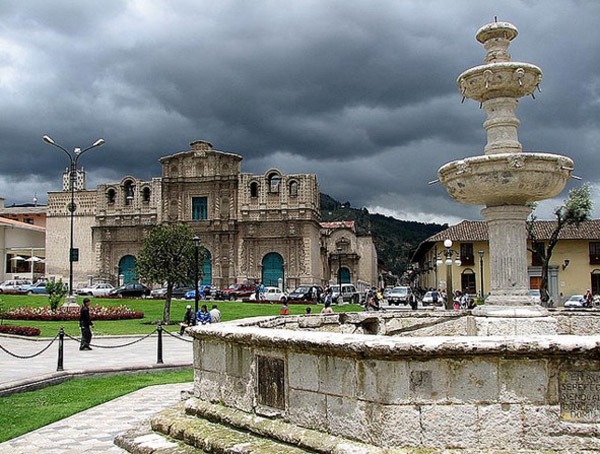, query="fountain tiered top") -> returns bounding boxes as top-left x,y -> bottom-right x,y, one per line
438,20 -> 572,206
